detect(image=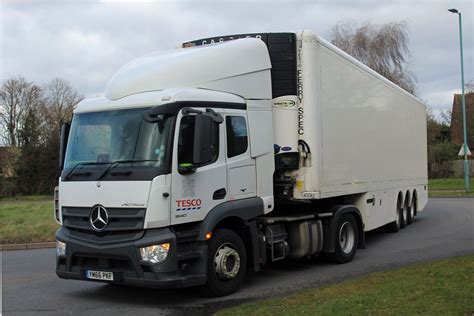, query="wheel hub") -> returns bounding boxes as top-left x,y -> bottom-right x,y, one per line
214,244 -> 240,280
339,222 -> 355,254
